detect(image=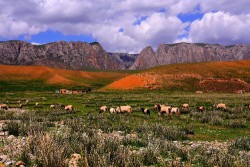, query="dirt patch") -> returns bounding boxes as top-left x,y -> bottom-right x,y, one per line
105,73 -> 158,90
199,78 -> 250,92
